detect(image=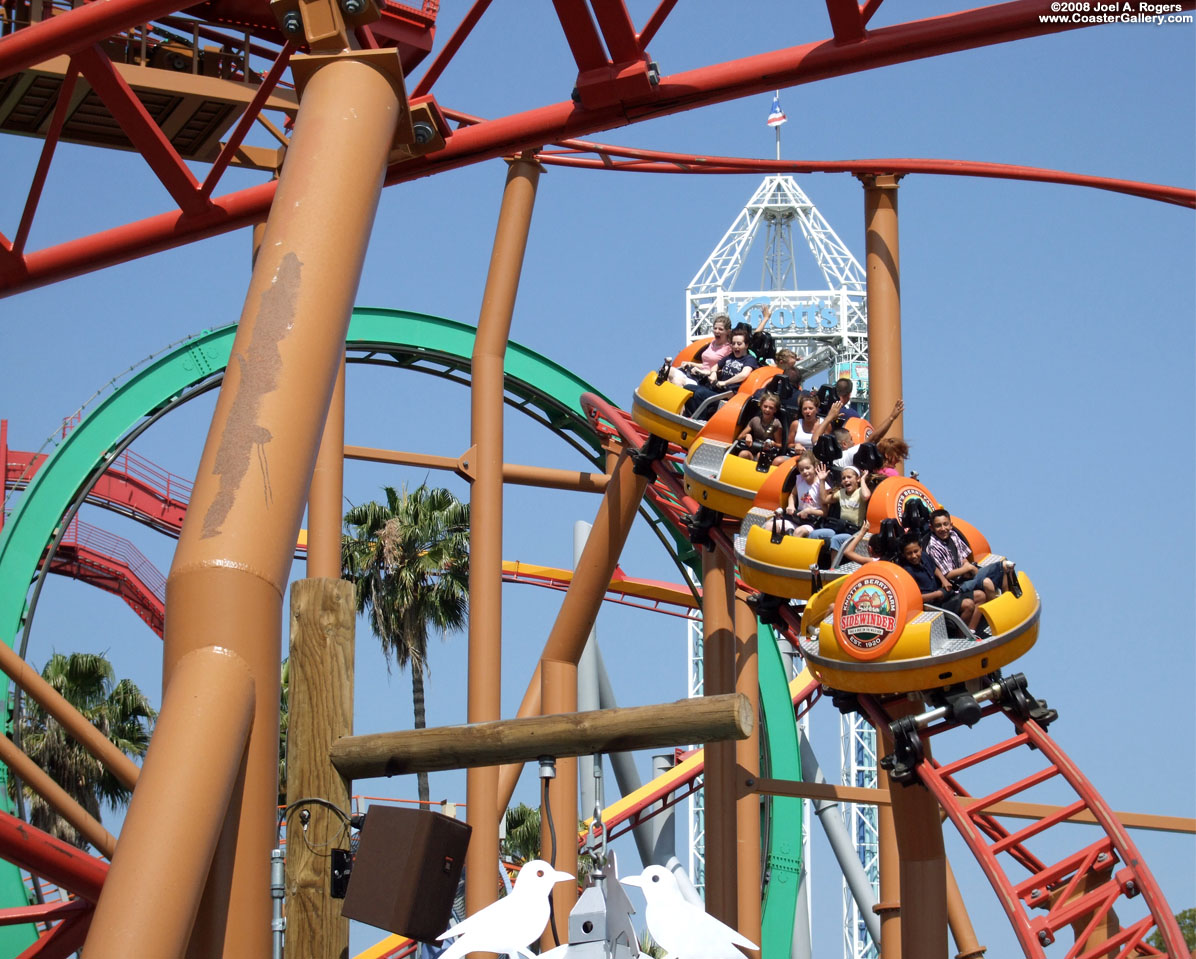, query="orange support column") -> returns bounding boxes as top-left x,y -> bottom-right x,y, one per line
307,354 -> 346,578
84,646 -> 256,956
494,448 -> 649,812
84,49 -> 405,959
465,152 -> 543,936
858,173 -> 905,451
884,698 -> 948,959
860,171 -> 909,953
733,594 -> 761,952
875,762 -> 902,958
946,858 -> 986,959
702,548 -> 737,927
